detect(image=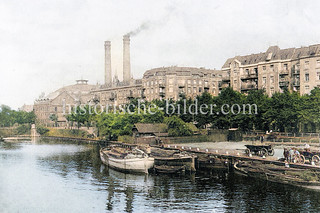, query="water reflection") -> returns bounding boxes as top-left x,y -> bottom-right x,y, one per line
0,140 -> 320,212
